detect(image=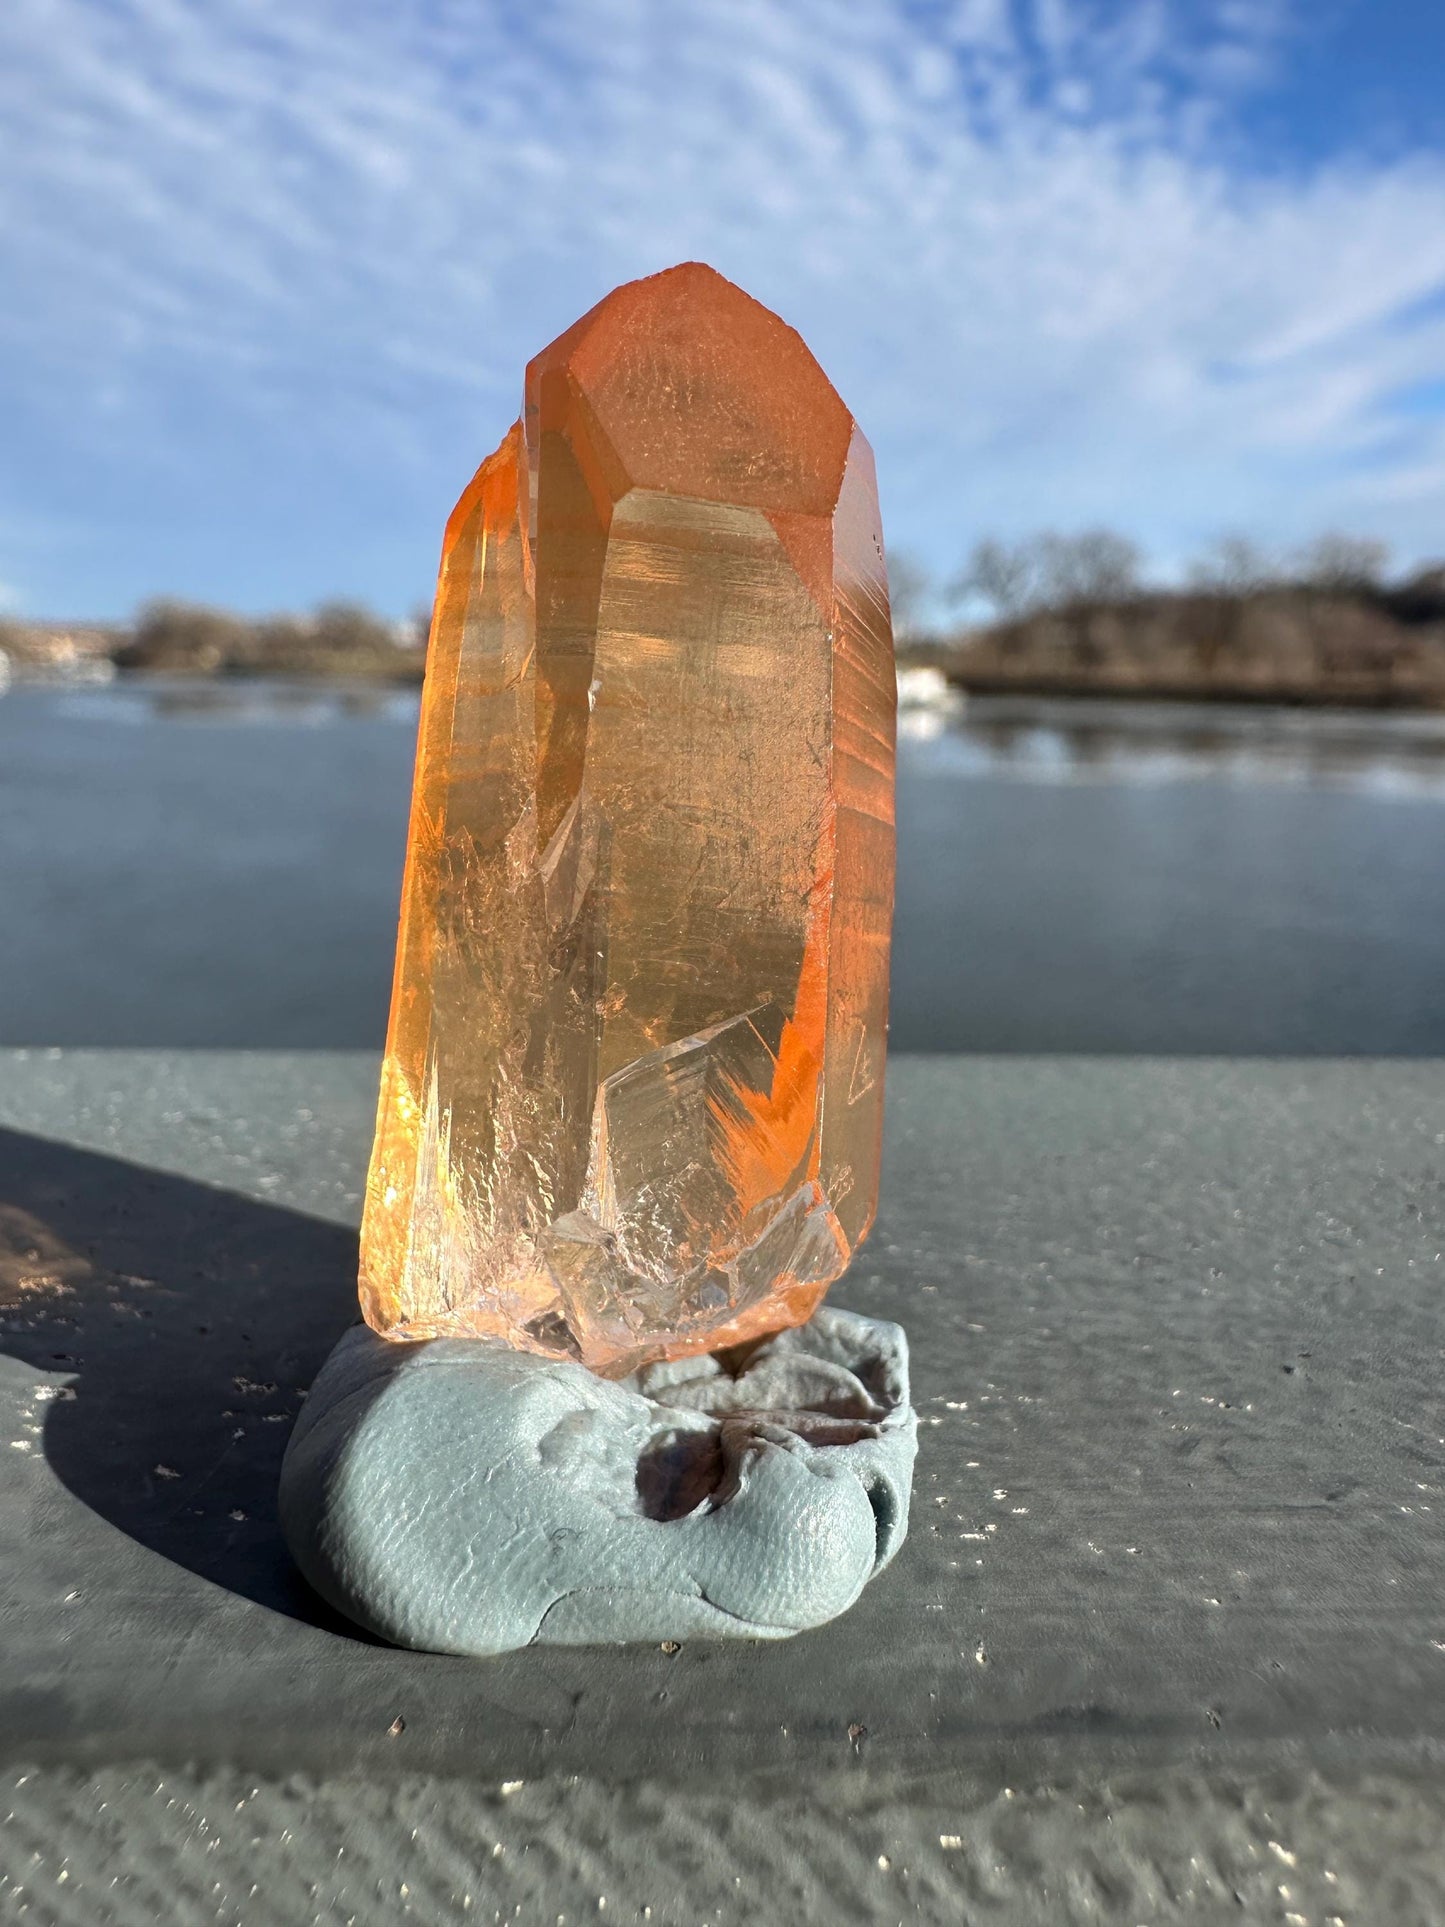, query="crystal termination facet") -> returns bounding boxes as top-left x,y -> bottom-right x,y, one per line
360,262 -> 896,1375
